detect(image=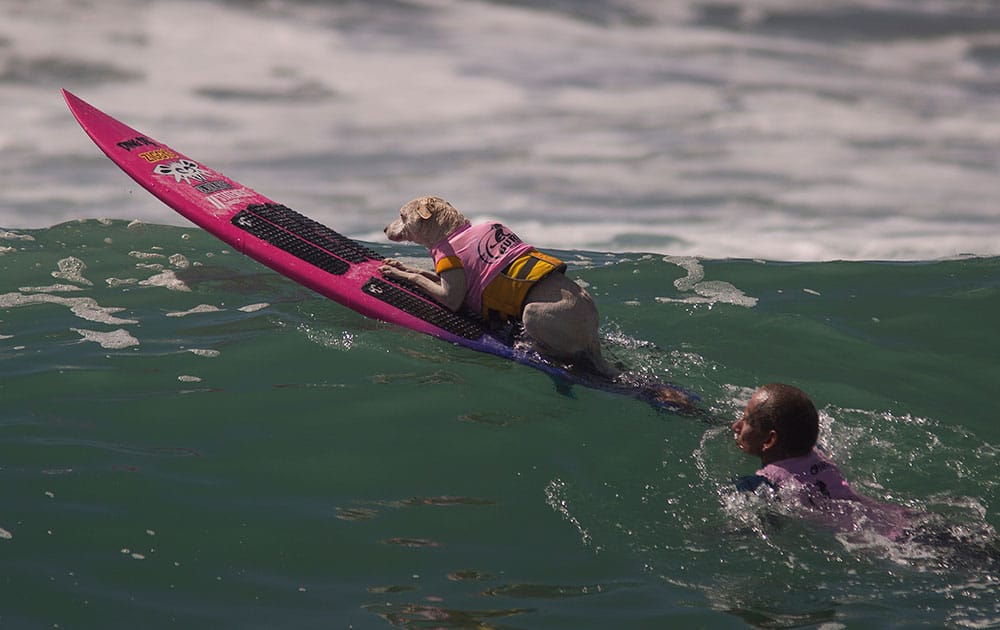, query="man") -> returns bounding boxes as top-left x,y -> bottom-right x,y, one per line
732,383 -> 910,536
